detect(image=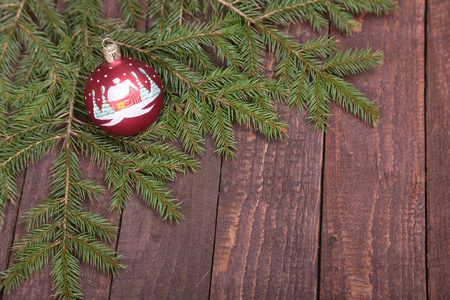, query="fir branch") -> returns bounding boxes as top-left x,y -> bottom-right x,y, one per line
14,222 -> 61,255
218,98 -> 287,137
56,142 -> 81,298
324,74 -> 380,125
108,171 -> 133,211
0,0 -> 26,32
338,0 -> 398,15
179,0 -> 184,25
0,166 -> 19,227
243,21 -> 263,77
73,131 -> 183,220
16,22 -> 58,84
217,0 -> 256,22
0,75 -> 12,108
77,120 -> 198,171
256,0 -> 326,23
259,23 -> 381,126
1,241 -> 60,293
22,198 -> 65,230
117,0 -> 144,28
0,0 -> 26,65
169,97 -> 206,155
146,0 -> 169,30
289,65 -> 308,109
327,0 -> 360,35
0,135 -> 63,169
149,30 -> 226,53
322,47 -> 384,76
307,75 -> 330,129
213,35 -> 242,67
0,0 -> 397,297
133,173 -> 183,221
0,3 -> 20,9
70,180 -> 105,202
32,0 -> 69,42
70,234 -> 123,273
51,244 -> 83,299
